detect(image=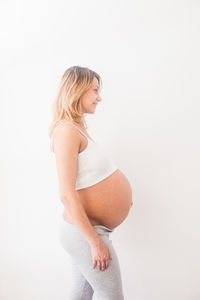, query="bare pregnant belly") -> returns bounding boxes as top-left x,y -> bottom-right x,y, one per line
63,169 -> 133,229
